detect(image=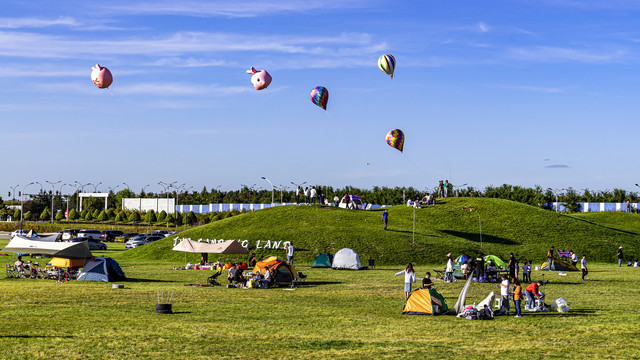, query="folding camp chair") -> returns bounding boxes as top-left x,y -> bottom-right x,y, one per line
6,264 -> 18,278
207,267 -> 223,286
